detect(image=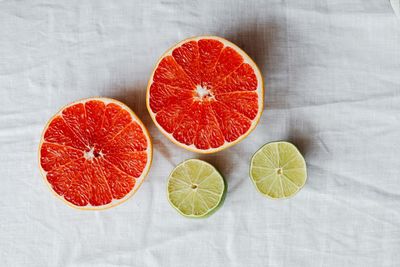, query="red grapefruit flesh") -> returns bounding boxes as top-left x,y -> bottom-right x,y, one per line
39,98 -> 152,210
147,36 -> 264,153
